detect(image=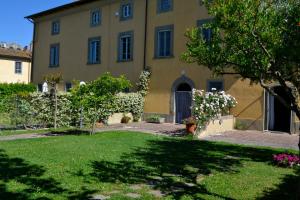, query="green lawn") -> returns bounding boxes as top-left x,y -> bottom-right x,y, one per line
0,131 -> 299,200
